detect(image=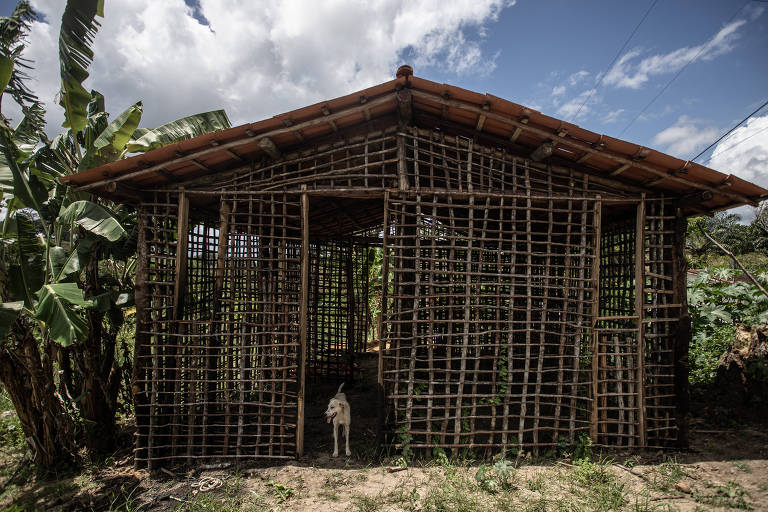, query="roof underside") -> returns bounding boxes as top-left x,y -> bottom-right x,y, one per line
61,74 -> 768,216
